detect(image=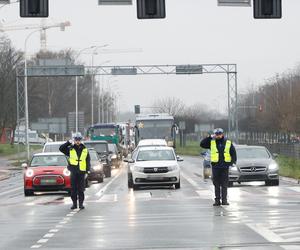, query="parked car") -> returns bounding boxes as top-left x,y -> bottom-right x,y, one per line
43,141 -> 65,152
23,152 -> 72,196
83,140 -> 112,177
108,143 -> 122,168
125,146 -> 182,190
87,148 -> 104,183
229,145 -> 279,186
